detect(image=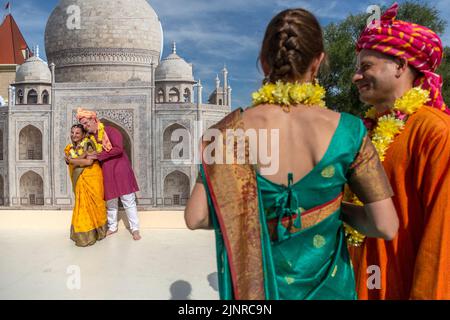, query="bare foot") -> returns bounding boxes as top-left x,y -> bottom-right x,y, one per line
106,229 -> 118,237
132,230 -> 141,241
